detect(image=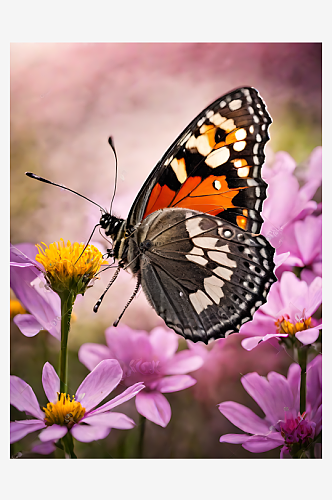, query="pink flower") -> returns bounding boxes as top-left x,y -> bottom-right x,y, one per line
275,214 -> 322,285
297,147 -> 322,202
10,359 -> 144,450
78,325 -> 204,427
240,272 -> 322,350
261,151 -> 318,248
10,244 -> 61,340
219,355 -> 321,458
